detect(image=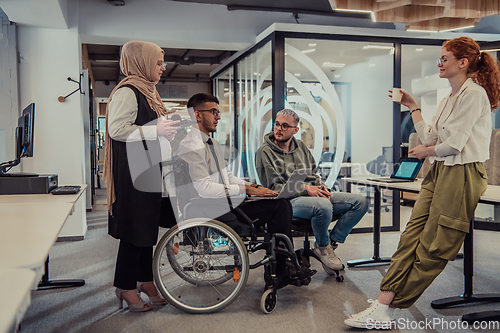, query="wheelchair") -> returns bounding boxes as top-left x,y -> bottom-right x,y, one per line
153,161 -> 343,314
